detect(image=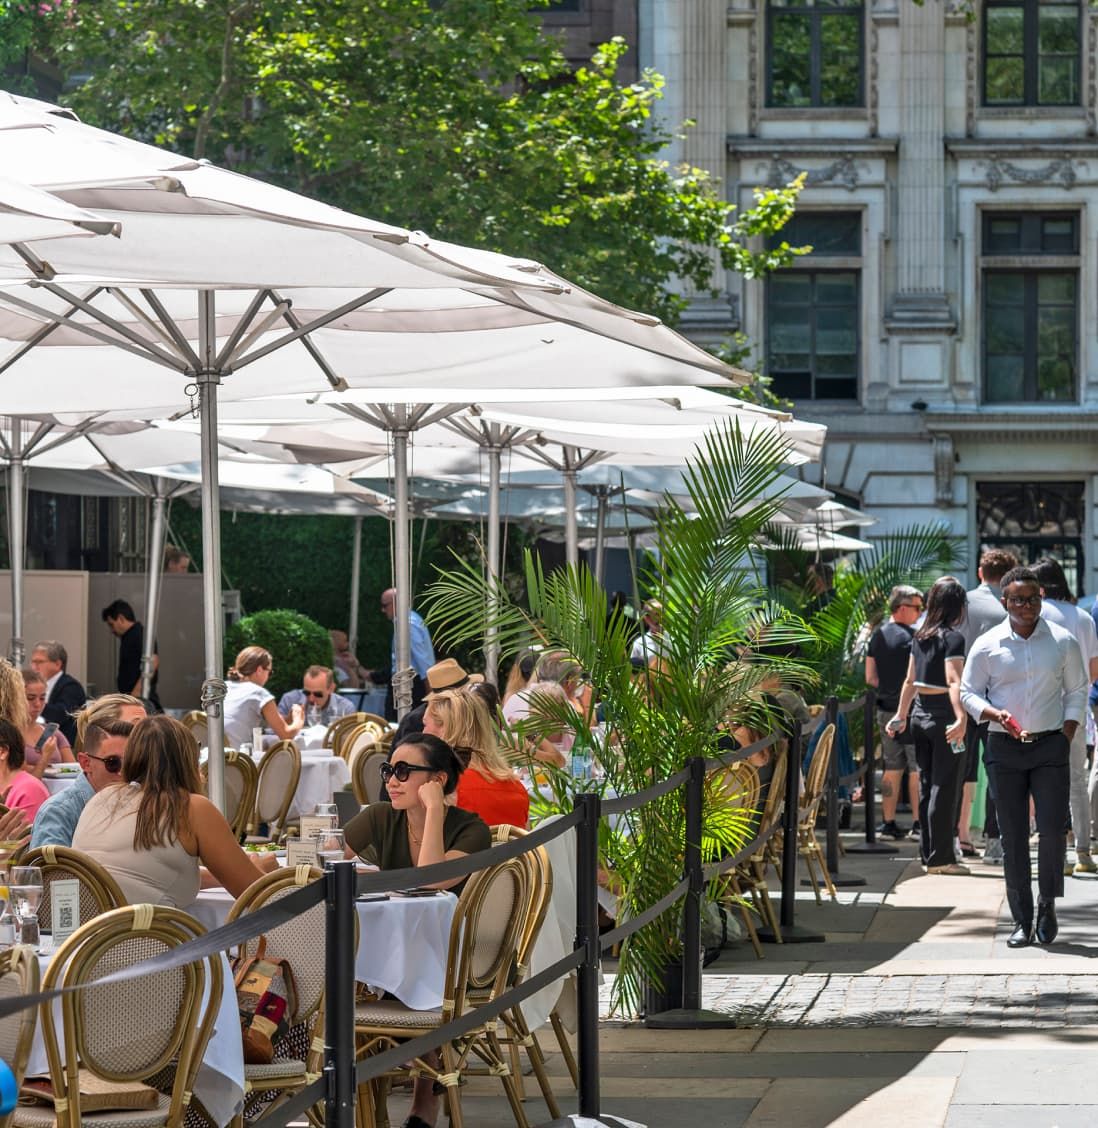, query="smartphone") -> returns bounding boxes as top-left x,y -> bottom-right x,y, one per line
1002,713 -> 1024,739
394,889 -> 440,898
355,892 -> 390,902
35,722 -> 59,751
